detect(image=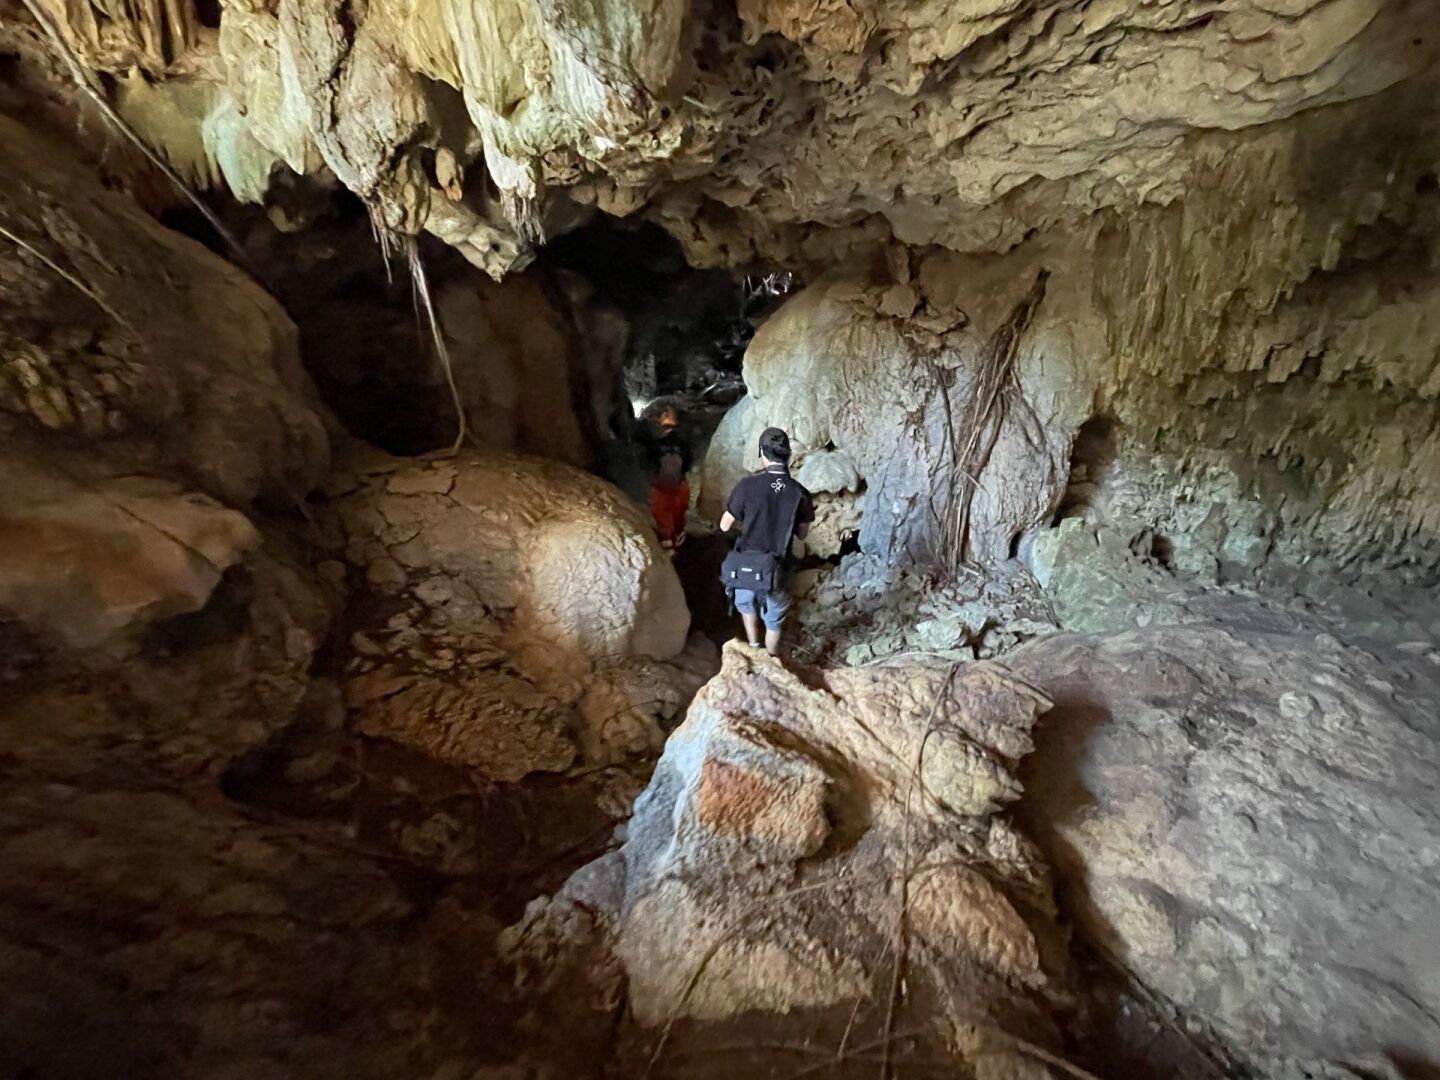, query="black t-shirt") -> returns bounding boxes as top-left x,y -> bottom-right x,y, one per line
726,467 -> 815,556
